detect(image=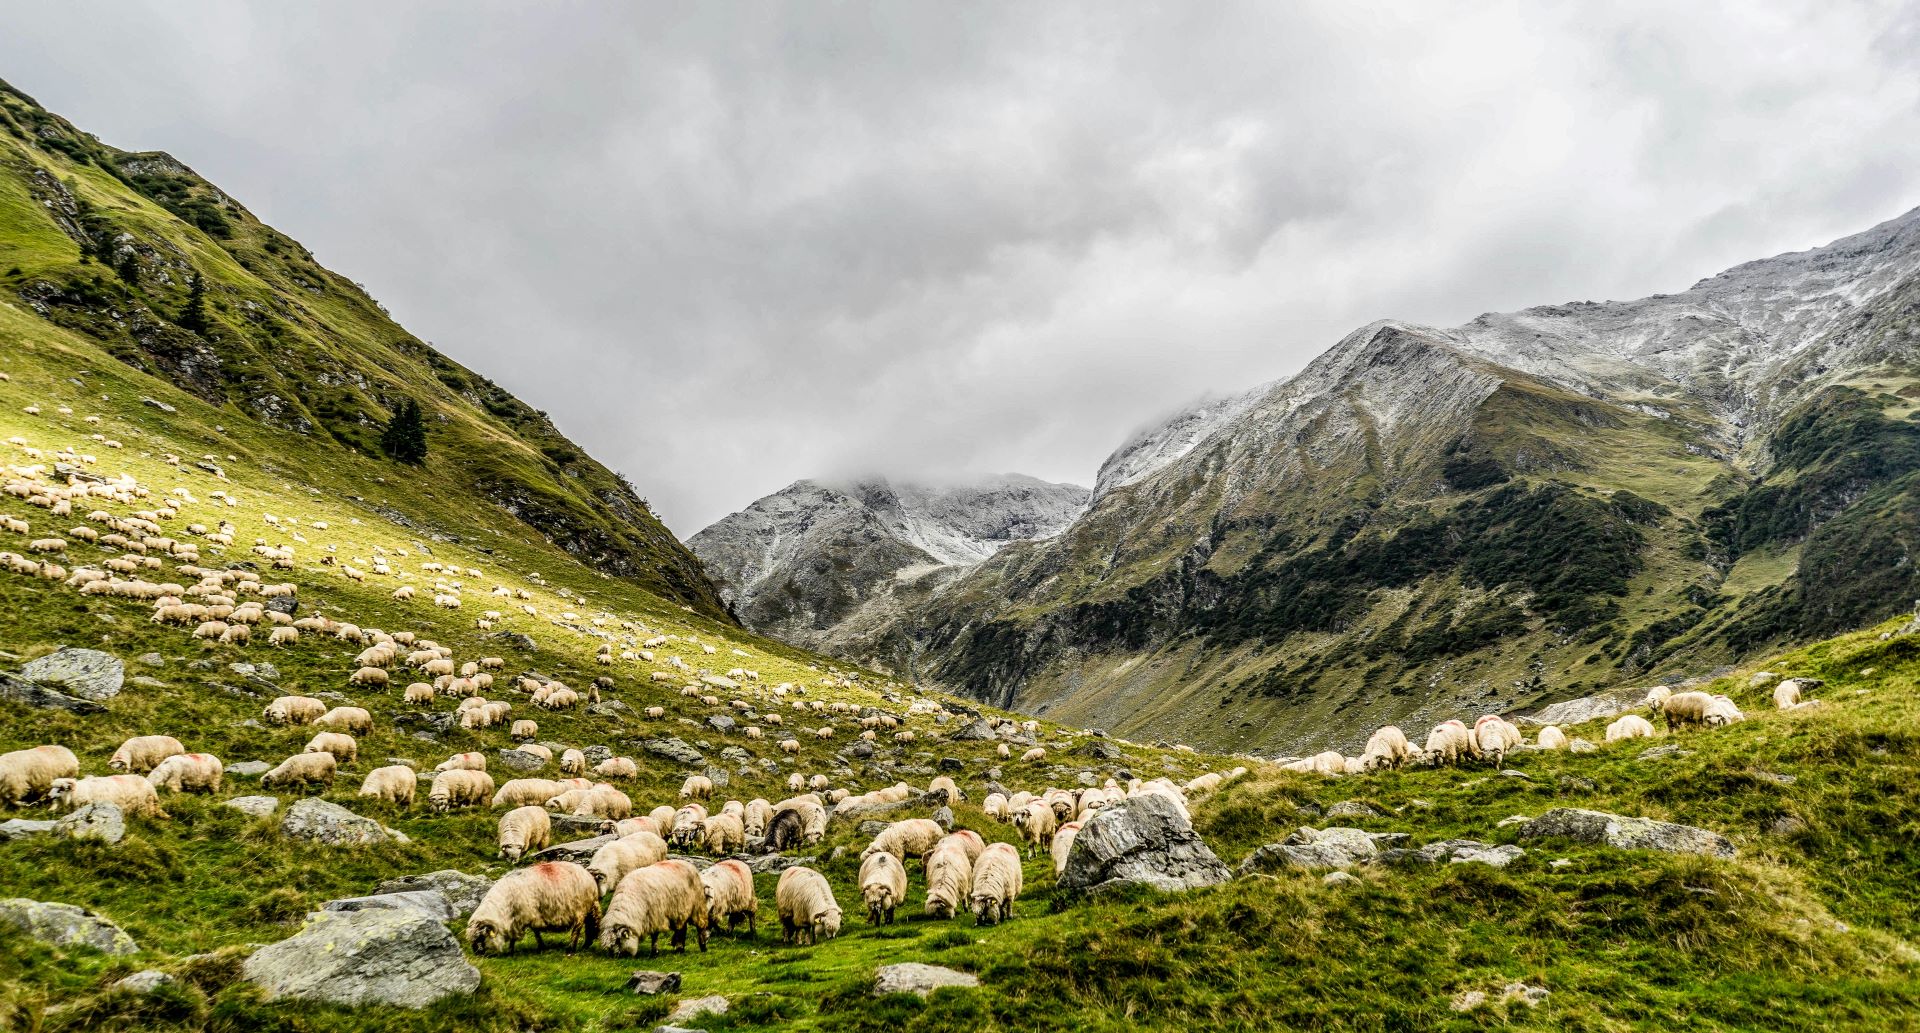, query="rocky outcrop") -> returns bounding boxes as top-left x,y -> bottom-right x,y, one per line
1516,808 -> 1735,858
1057,794 -> 1230,895
280,799 -> 408,846
20,648 -> 125,701
242,908 -> 480,1008
55,802 -> 125,844
0,898 -> 137,954
373,871 -> 492,919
